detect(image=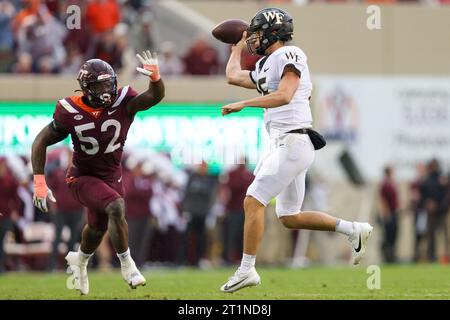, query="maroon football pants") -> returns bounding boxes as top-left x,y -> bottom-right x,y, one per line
67,175 -> 124,231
